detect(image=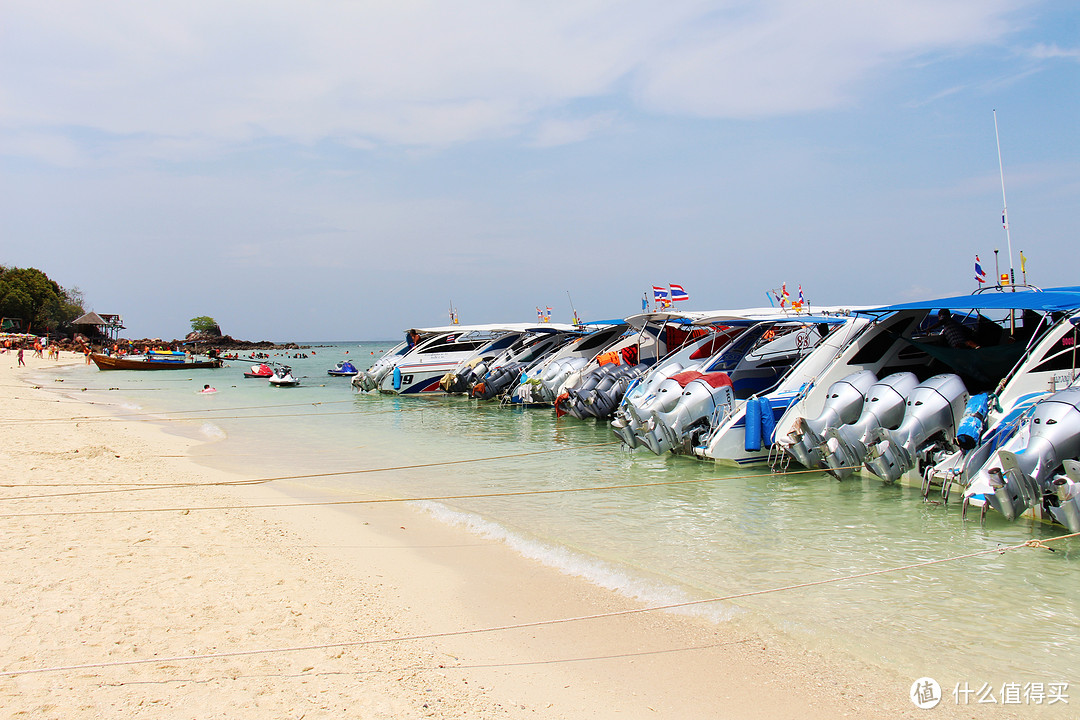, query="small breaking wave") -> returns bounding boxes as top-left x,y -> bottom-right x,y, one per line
413,501 -> 735,624
200,422 -> 227,441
